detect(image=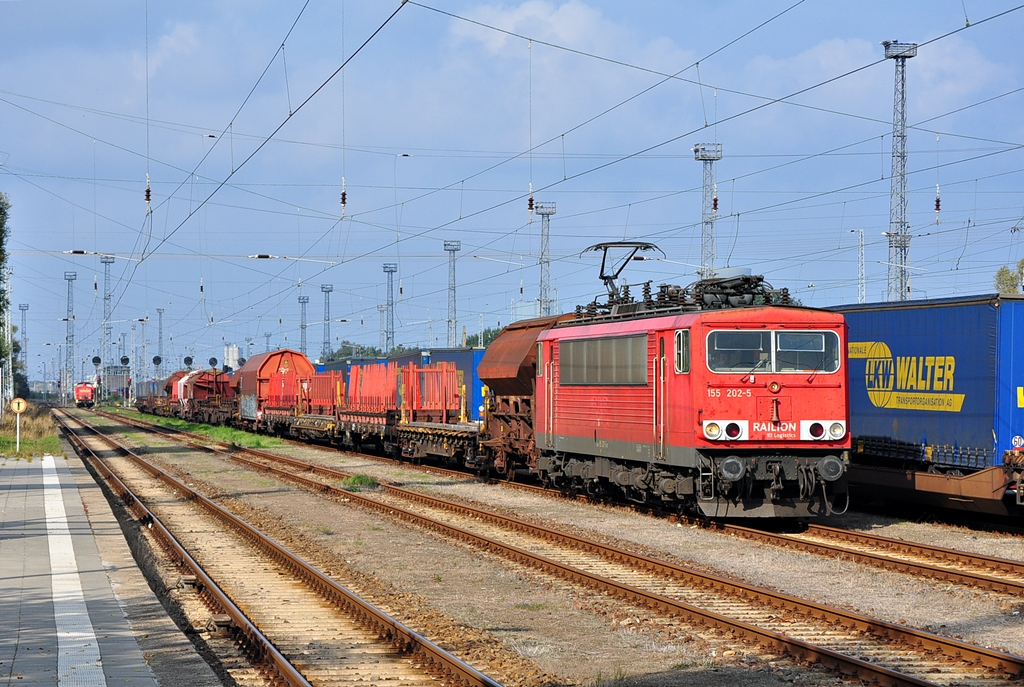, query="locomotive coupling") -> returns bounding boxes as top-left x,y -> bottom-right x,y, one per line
719,456 -> 746,482
816,455 -> 845,482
